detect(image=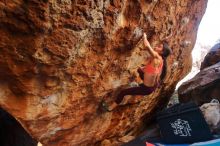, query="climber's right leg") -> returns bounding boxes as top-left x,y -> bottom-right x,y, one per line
115,84 -> 149,104
101,84 -> 156,112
